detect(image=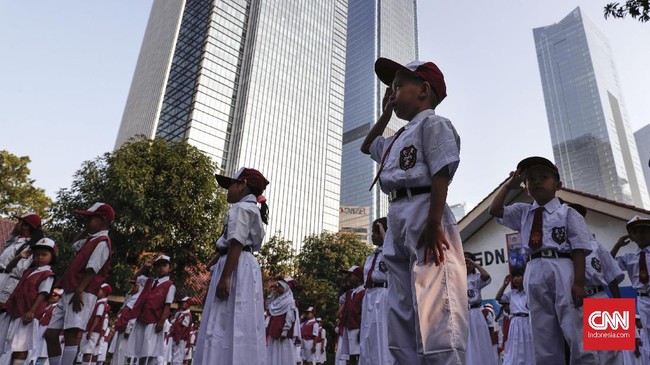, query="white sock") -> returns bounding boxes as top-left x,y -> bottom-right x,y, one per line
49,355 -> 62,365
61,346 -> 79,365
12,360 -> 25,365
